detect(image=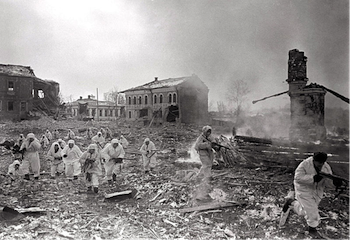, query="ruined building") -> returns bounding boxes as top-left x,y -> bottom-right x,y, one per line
0,64 -> 60,120
286,49 -> 327,141
253,49 -> 348,141
120,74 -> 209,125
